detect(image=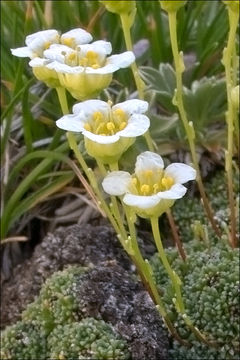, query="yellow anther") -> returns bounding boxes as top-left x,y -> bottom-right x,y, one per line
132,177 -> 138,185
119,121 -> 127,130
44,41 -> 51,50
92,64 -> 100,69
86,50 -> 97,59
67,52 -> 77,61
114,108 -> 125,117
62,37 -> 74,47
140,184 -> 150,195
145,170 -> 153,178
106,122 -> 115,131
95,122 -> 106,134
84,123 -> 92,132
93,111 -> 103,122
153,183 -> 159,193
161,176 -> 174,189
80,57 -> 88,67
